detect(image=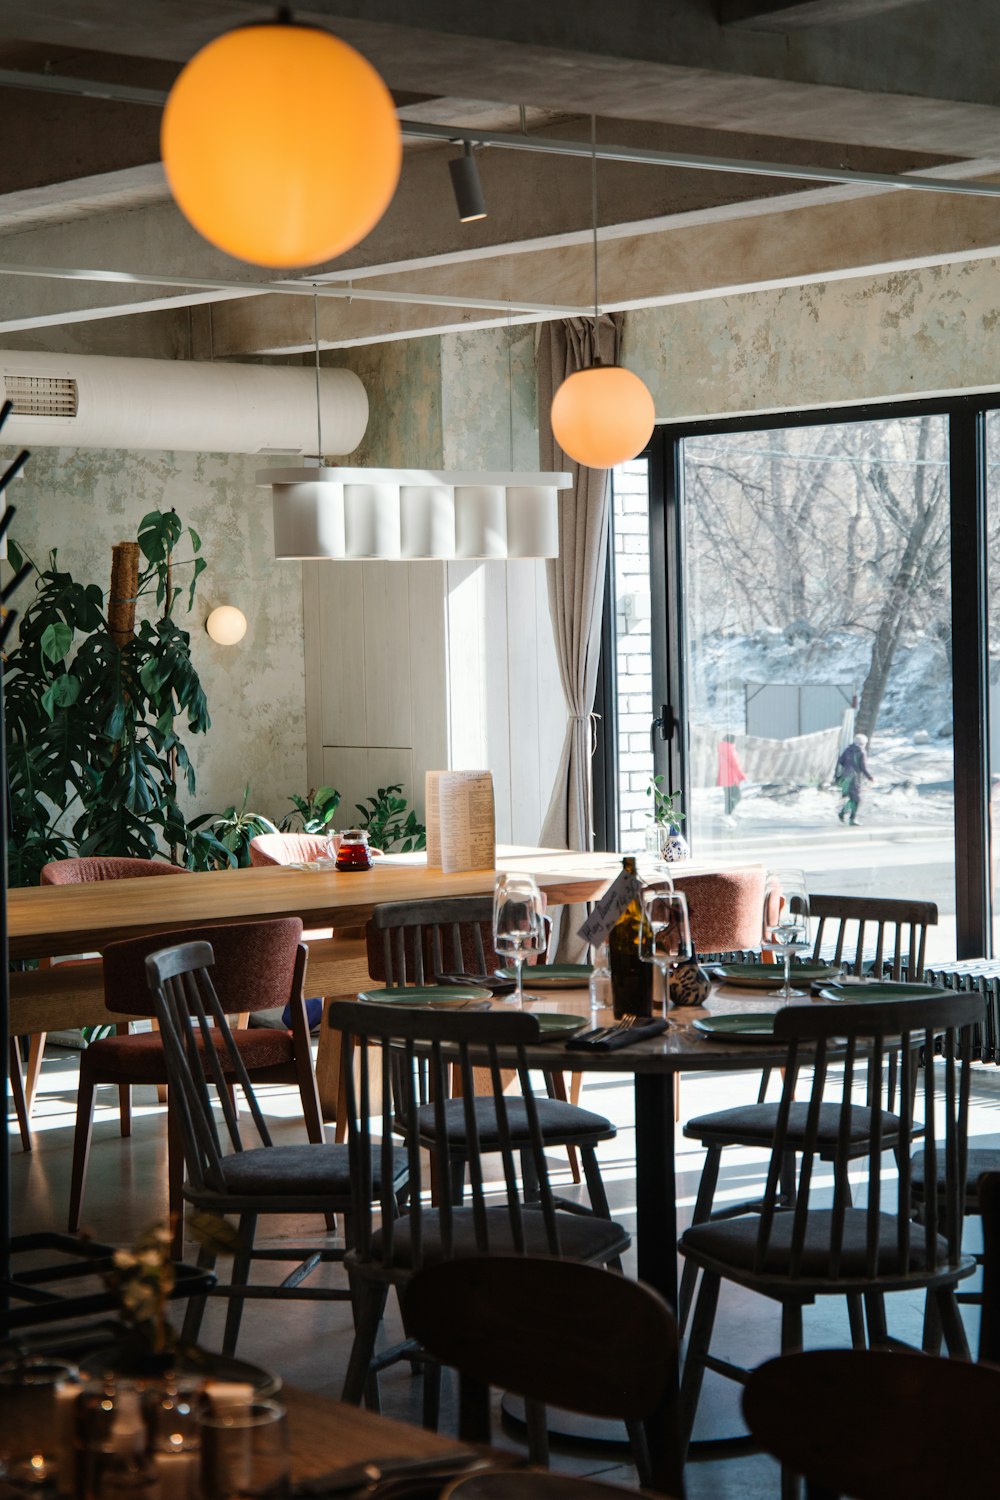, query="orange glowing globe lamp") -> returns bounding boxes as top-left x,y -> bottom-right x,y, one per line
161,22 -> 402,268
550,365 -> 656,468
